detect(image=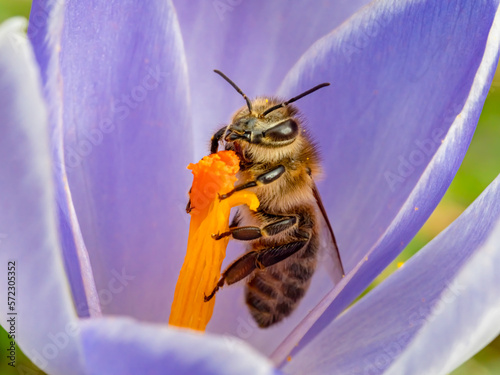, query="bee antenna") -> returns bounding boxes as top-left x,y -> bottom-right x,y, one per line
261,82 -> 330,117
214,70 -> 253,113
